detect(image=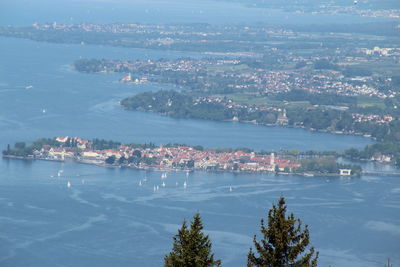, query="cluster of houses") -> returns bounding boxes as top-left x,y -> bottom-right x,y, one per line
36,137 -> 301,173
242,70 -> 293,94
362,46 -> 395,56
32,23 -> 180,34
117,58 -> 240,74
371,154 -> 392,163
120,73 -> 148,84
308,5 -> 399,19
193,96 -> 282,112
231,68 -> 391,99
352,113 -> 394,125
